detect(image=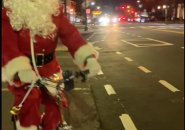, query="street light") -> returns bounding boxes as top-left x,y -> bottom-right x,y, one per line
97,6 -> 101,10
91,2 -> 95,6
157,6 -> 161,10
